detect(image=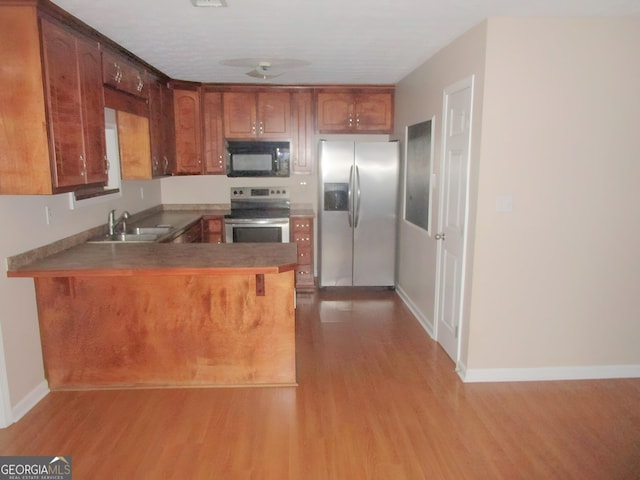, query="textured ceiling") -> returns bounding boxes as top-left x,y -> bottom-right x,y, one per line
52,0 -> 640,85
